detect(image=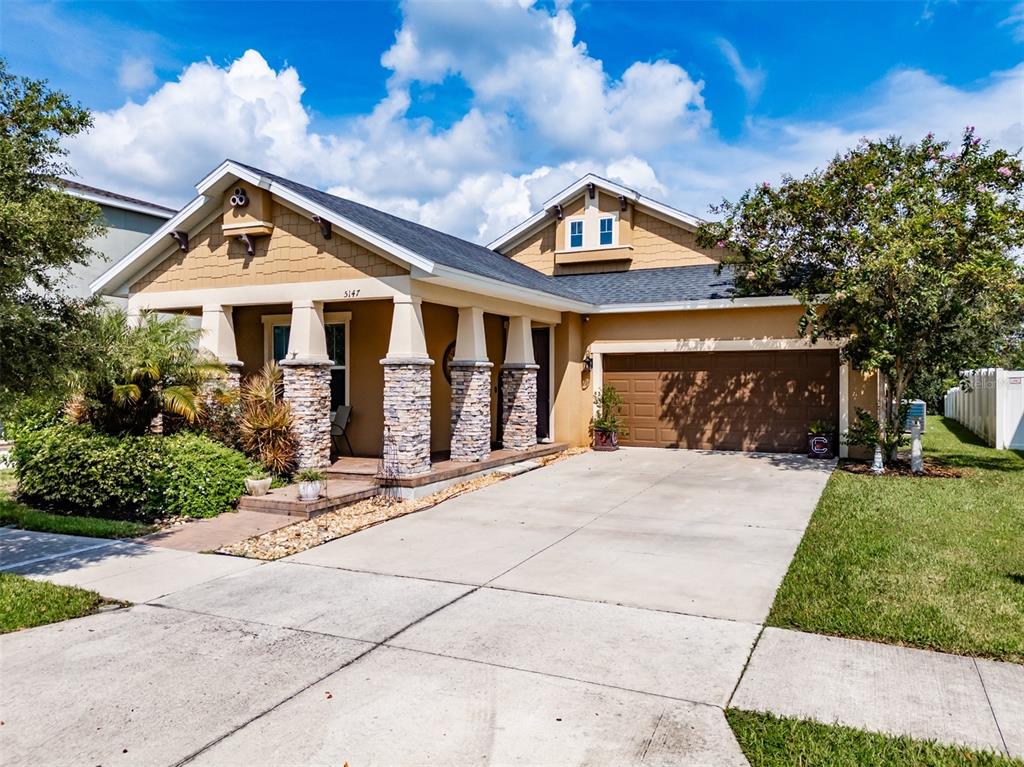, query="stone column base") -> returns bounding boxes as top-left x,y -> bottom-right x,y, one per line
281,359 -> 332,469
381,357 -> 433,477
450,360 -> 493,462
501,363 -> 539,451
